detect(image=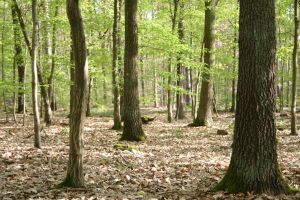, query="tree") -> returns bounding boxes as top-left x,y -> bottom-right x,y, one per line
58,0 -> 88,187
12,3 -> 25,114
215,0 -> 292,194
290,0 -> 298,136
120,0 -> 145,141
112,0 -> 122,130
31,0 -> 41,148
192,0 -> 218,127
